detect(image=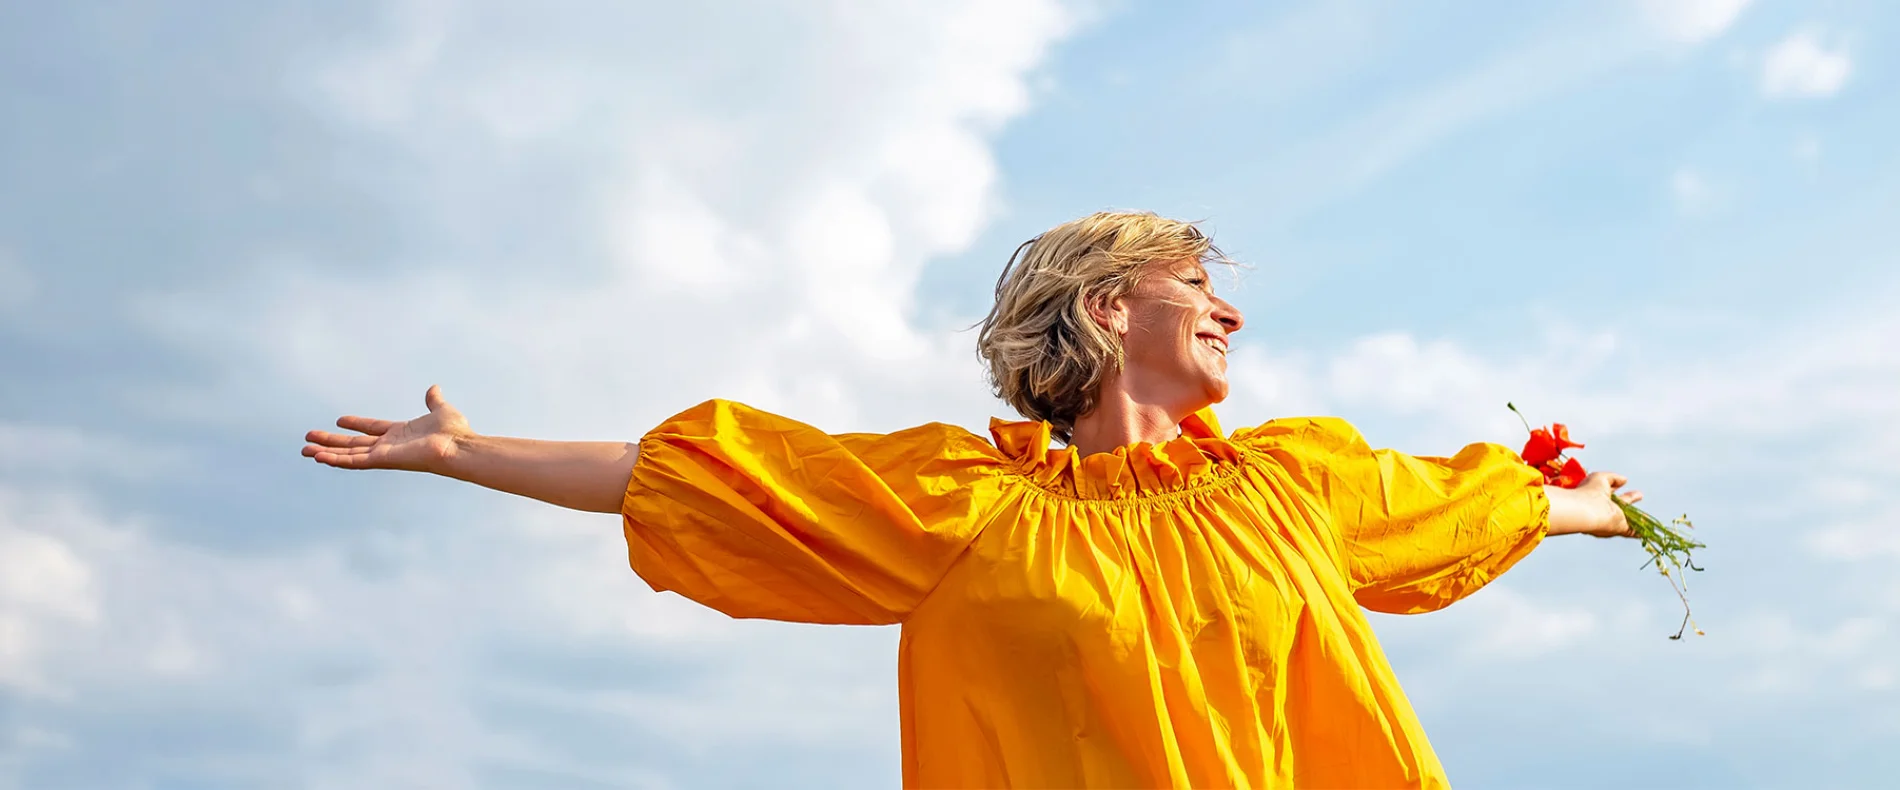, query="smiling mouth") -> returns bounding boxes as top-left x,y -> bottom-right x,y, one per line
1197,334 -> 1228,357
